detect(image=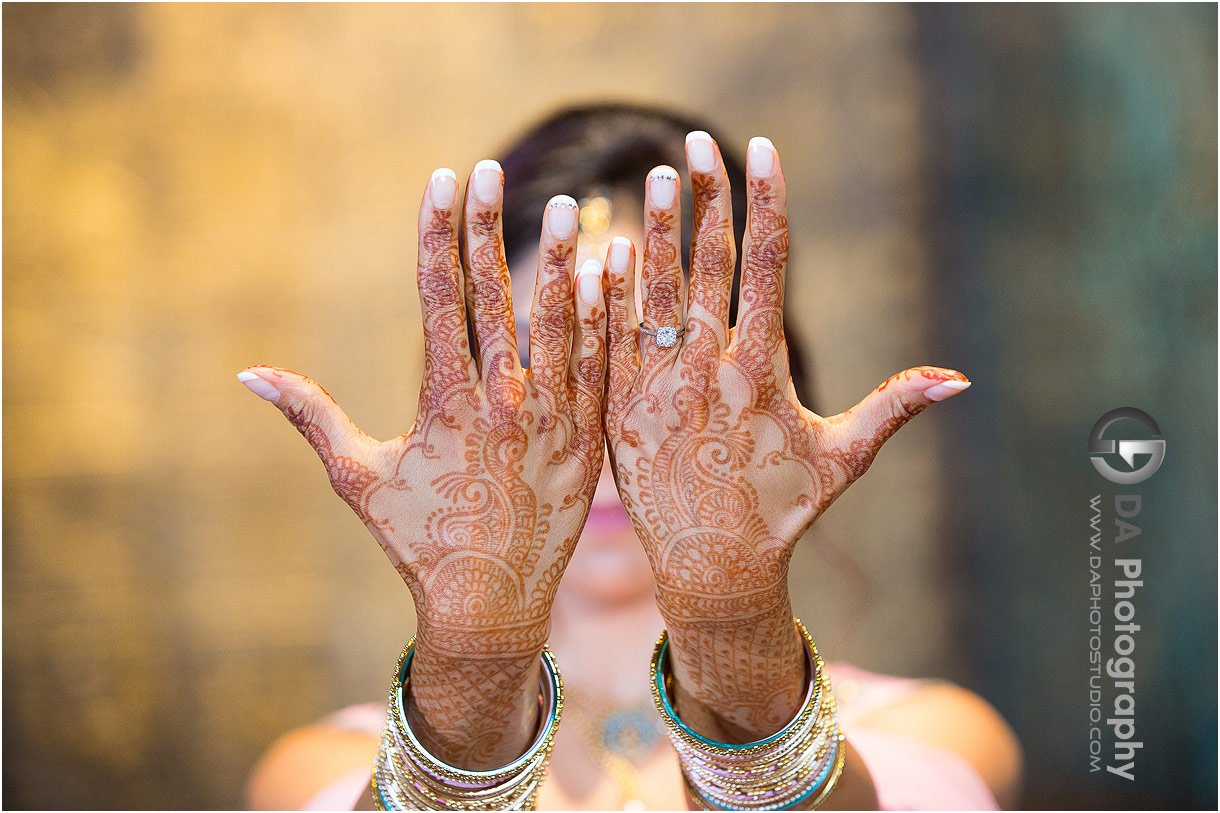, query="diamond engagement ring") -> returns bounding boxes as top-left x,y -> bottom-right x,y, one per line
639,324 -> 683,348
